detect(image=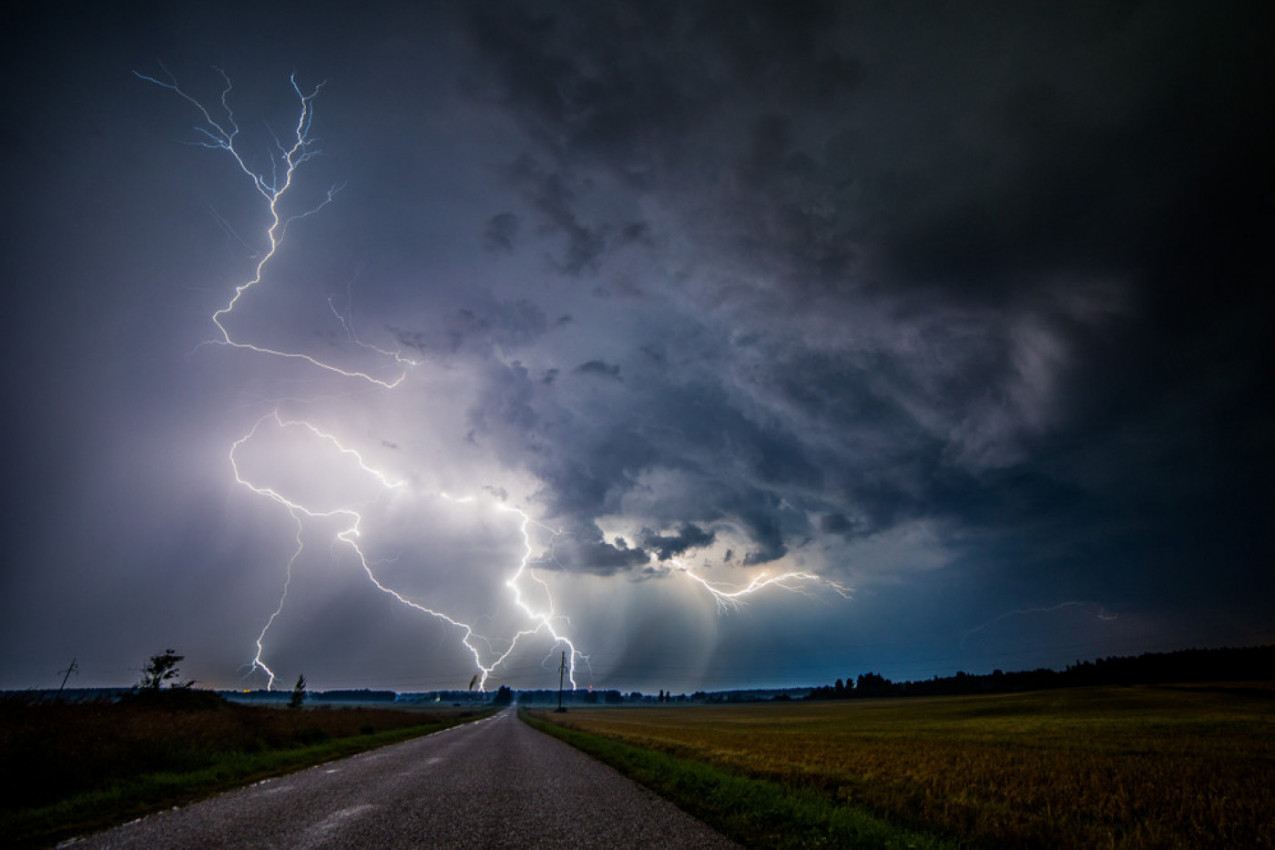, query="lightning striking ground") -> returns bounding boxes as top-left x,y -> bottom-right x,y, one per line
231,410 -> 586,690
142,67 -> 849,693
140,67 -> 585,691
